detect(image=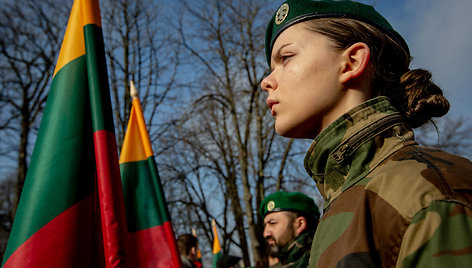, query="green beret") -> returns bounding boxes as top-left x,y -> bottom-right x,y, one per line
265,0 -> 409,66
260,191 -> 320,220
